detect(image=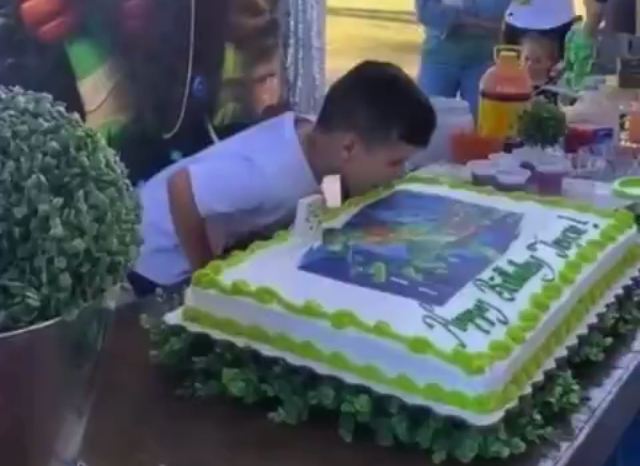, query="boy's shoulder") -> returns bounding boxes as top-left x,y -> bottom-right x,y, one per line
198,112 -> 314,194
215,112 -> 297,155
